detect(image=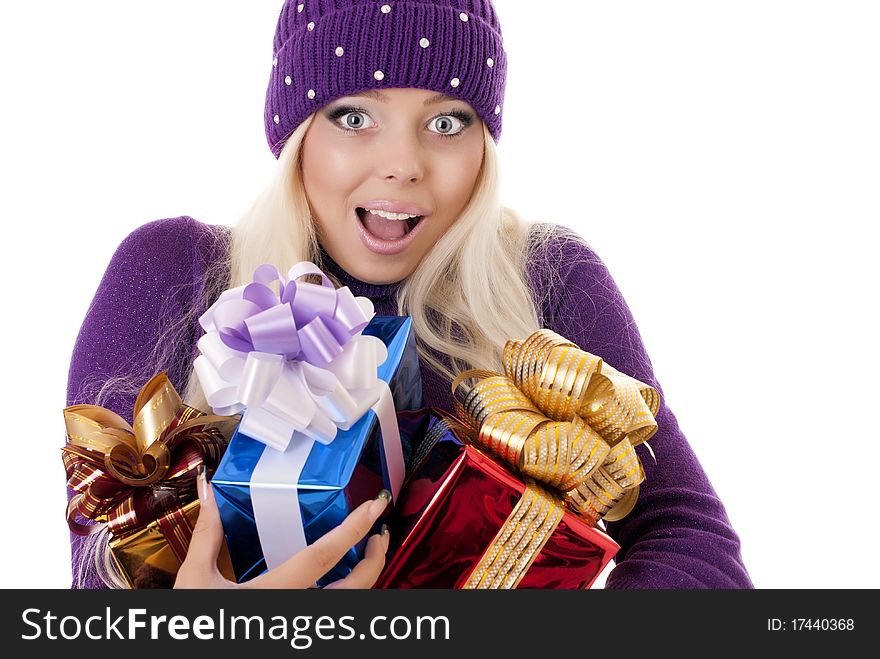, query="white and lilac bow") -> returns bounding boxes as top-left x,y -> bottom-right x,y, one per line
193,262 -> 399,471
